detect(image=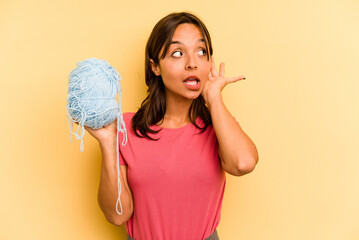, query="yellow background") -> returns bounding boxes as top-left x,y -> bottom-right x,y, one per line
1,0 -> 358,239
